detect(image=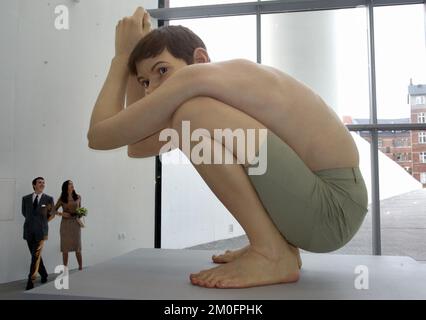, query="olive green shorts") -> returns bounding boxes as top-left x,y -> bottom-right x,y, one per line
244,129 -> 368,253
